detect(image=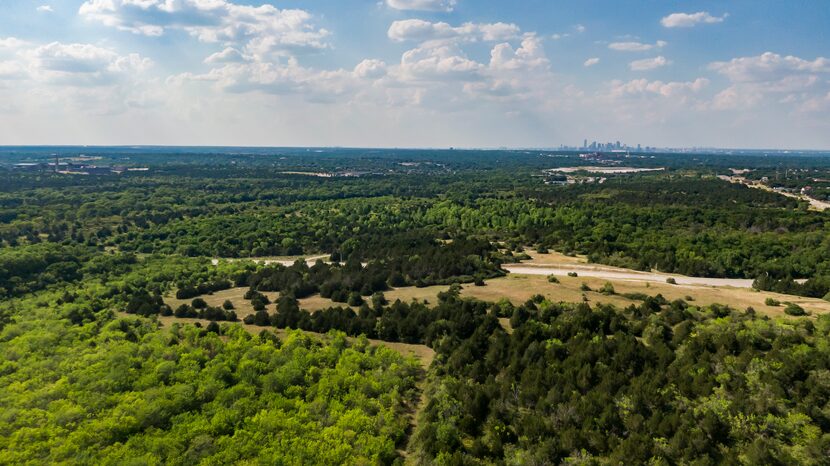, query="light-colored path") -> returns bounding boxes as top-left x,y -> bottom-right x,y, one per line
211,254 -> 330,266
718,175 -> 830,211
503,263 -> 755,288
